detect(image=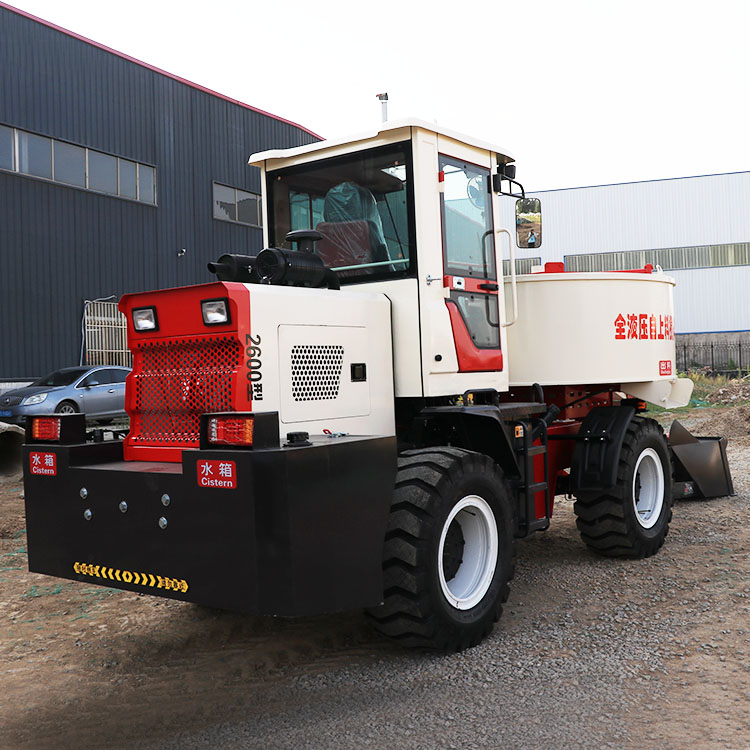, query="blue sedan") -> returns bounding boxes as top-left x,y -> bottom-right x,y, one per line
0,366 -> 131,425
